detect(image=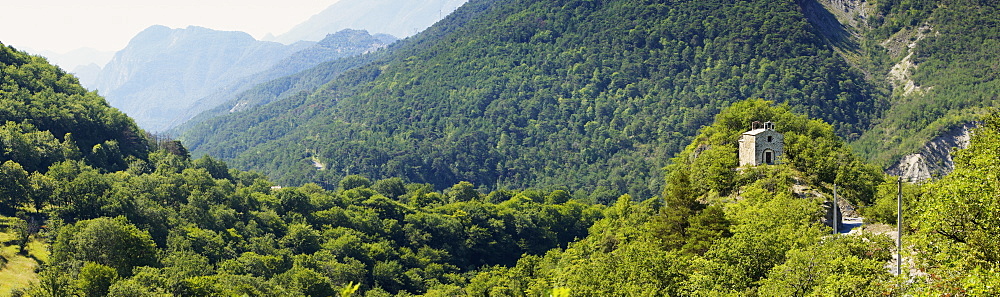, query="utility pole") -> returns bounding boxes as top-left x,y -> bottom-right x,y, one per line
833,183 -> 838,235
897,176 -> 903,276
